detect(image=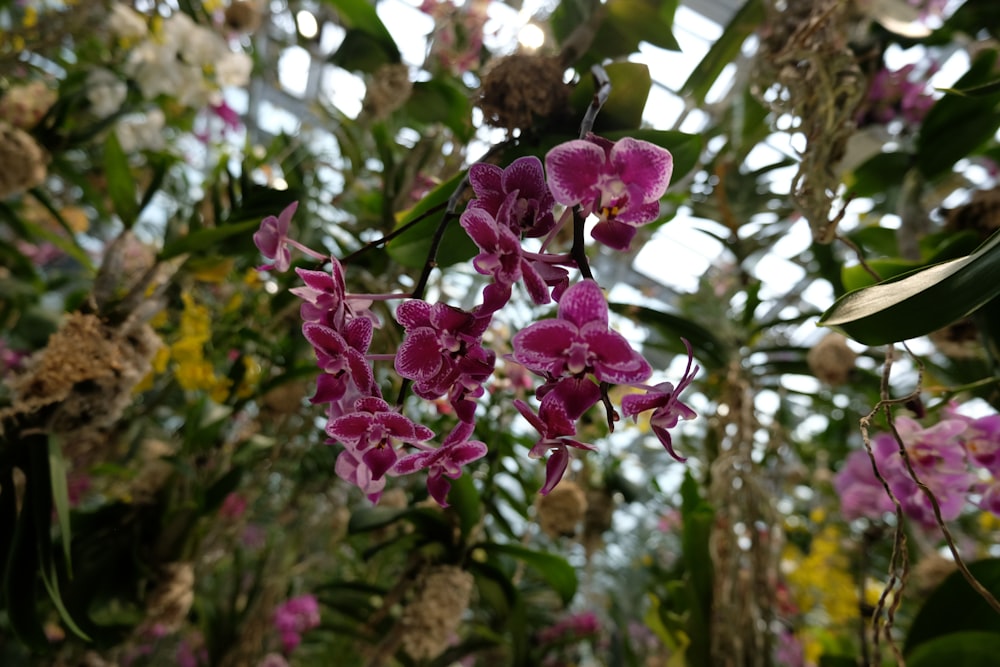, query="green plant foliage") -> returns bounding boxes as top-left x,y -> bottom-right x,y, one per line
820,229 -> 1000,345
